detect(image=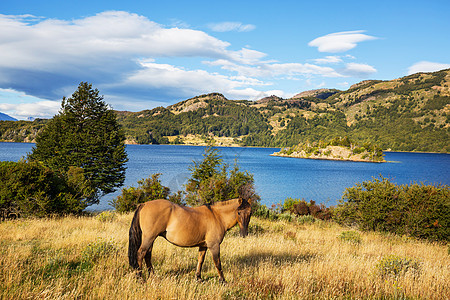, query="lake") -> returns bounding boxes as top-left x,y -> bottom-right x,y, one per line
1,142 -> 449,211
